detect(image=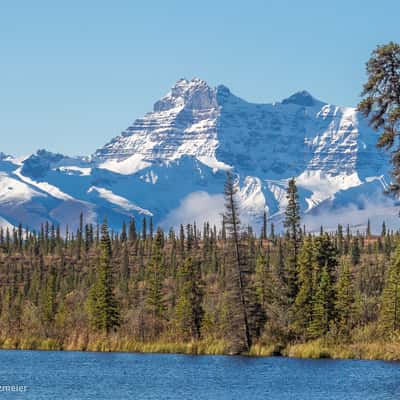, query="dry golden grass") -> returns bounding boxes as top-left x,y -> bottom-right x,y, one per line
0,335 -> 230,355
285,339 -> 400,361
2,334 -> 400,361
